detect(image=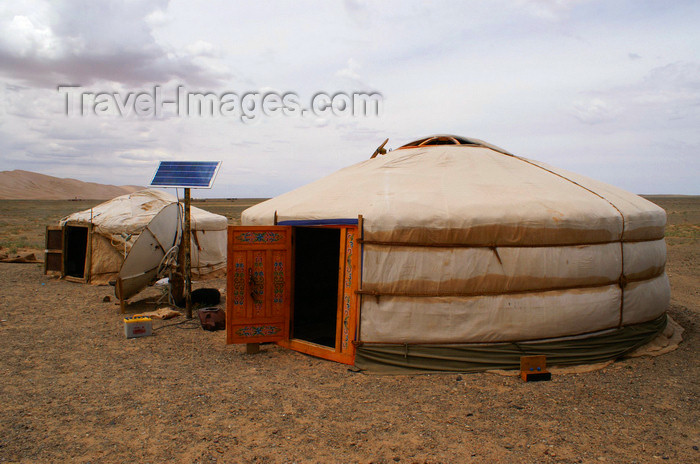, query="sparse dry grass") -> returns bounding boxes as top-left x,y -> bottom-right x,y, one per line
0,200 -> 102,252
191,198 -> 268,226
